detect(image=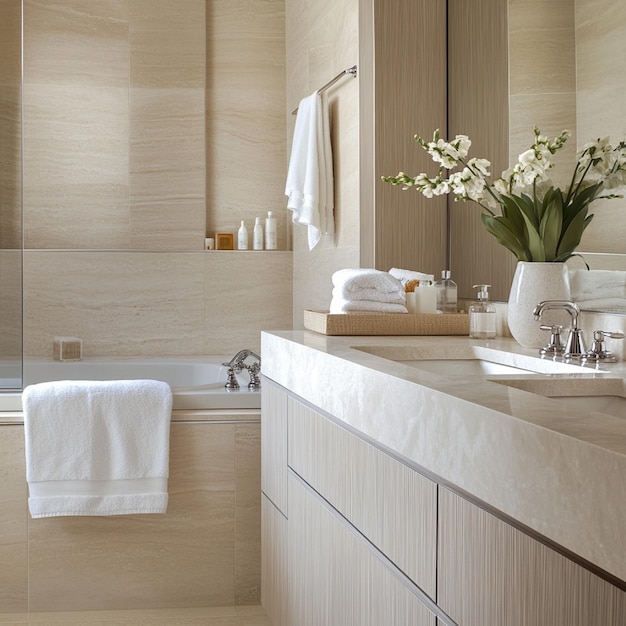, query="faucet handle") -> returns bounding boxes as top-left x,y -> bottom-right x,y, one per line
539,324 -> 565,357
582,330 -> 625,363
